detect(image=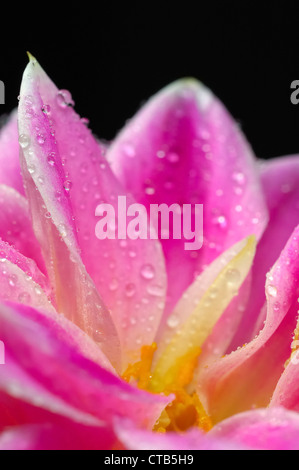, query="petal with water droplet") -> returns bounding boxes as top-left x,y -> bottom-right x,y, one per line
231,155 -> 299,348
18,56 -> 167,372
151,235 -> 256,393
107,79 -> 268,313
209,407 -> 299,450
18,55 -> 121,369
0,184 -> 45,273
0,237 -> 52,312
0,302 -> 170,433
200,225 -> 299,423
